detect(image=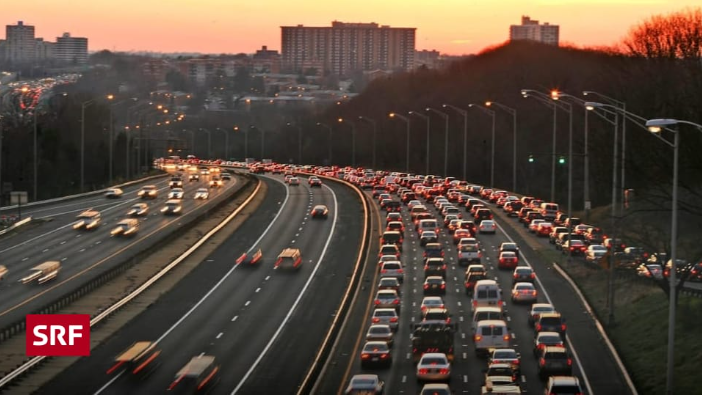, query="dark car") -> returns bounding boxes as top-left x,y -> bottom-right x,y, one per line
465,271 -> 488,295
537,347 -> 572,379
474,208 -> 493,224
423,243 -> 444,261
512,266 -> 535,284
381,231 -> 404,249
424,258 -> 447,279
535,313 -> 566,336
360,341 -> 392,368
311,205 -> 329,219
